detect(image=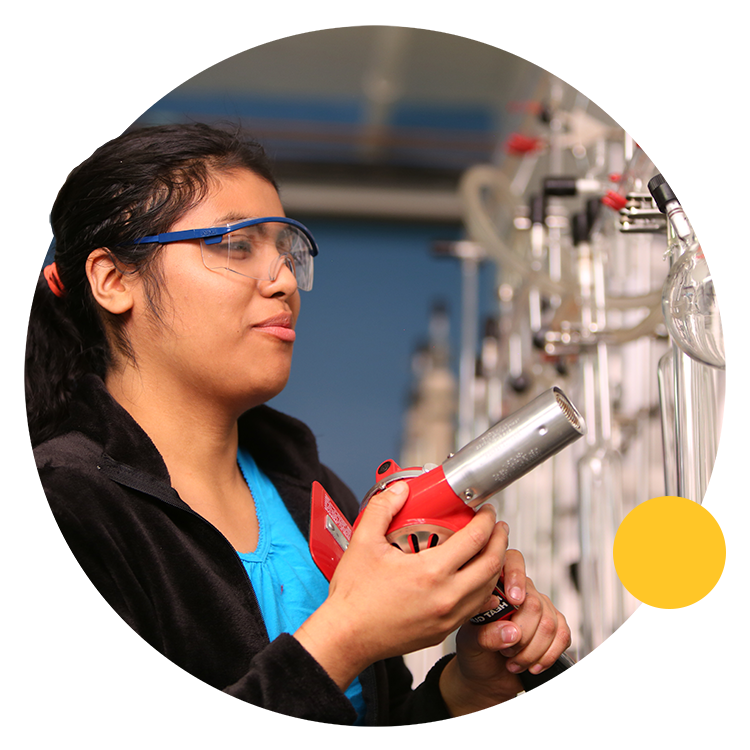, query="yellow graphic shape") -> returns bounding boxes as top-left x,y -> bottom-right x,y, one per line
613,495 -> 725,608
